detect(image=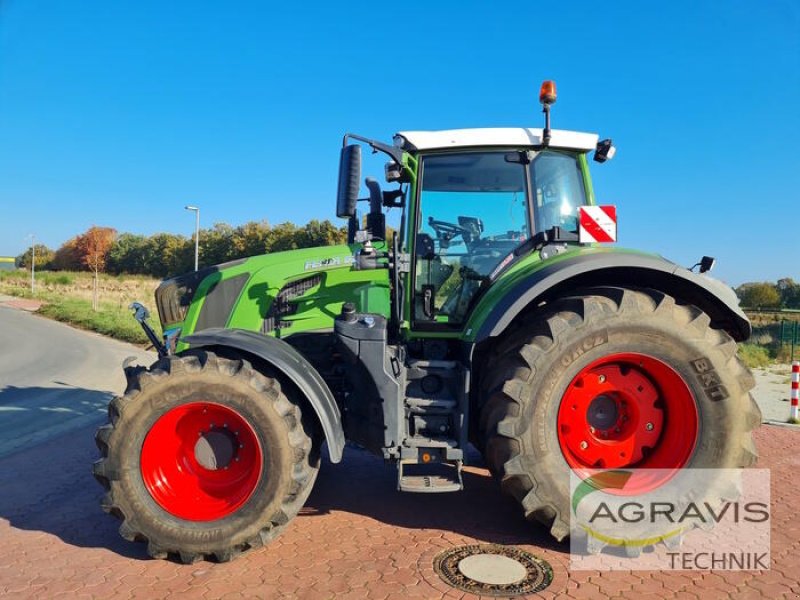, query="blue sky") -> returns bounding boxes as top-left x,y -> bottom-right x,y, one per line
0,1 -> 797,285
